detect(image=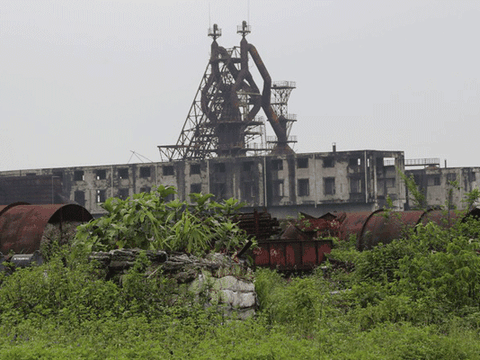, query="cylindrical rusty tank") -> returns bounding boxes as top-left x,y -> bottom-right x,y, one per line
357,210 -> 426,251
337,212 -> 371,242
0,202 -> 30,216
0,204 -> 93,254
419,209 -> 461,228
